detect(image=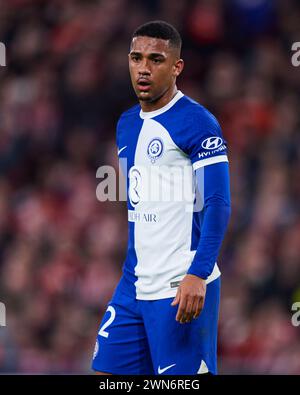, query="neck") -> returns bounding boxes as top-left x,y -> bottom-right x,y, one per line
140,85 -> 178,112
